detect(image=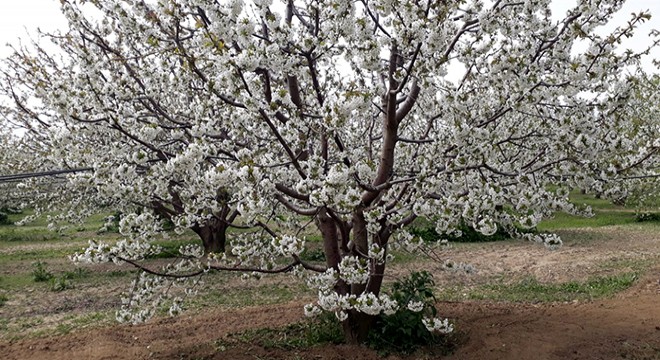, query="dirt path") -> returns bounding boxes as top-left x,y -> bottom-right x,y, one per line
443,274 -> 660,360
